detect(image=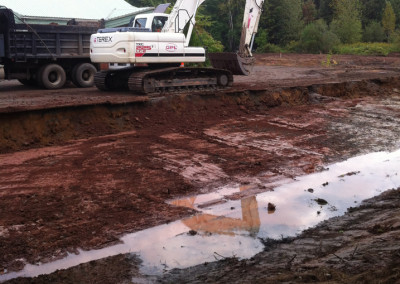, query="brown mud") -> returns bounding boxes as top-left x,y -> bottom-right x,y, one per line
1,53 -> 400,283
